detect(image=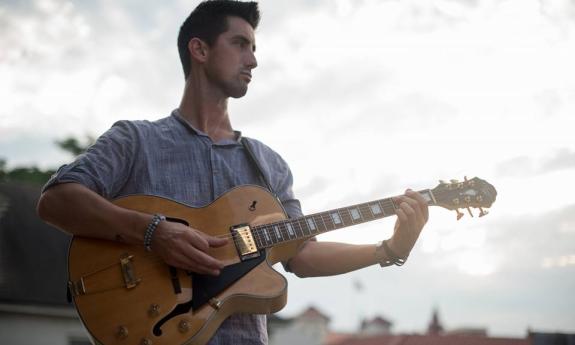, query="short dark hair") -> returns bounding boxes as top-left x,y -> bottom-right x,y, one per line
177,0 -> 260,80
